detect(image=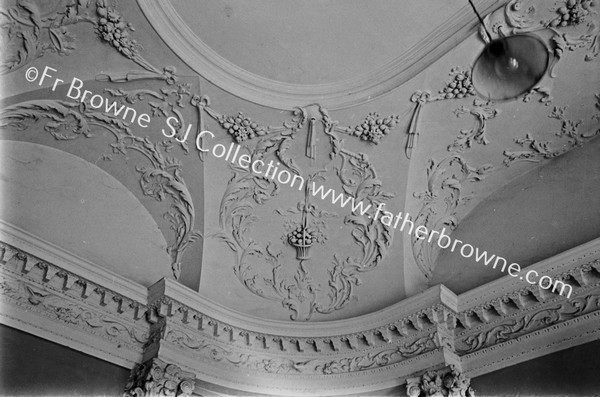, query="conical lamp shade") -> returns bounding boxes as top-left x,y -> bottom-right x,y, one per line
472,34 -> 550,100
